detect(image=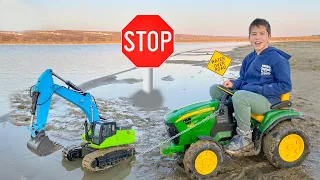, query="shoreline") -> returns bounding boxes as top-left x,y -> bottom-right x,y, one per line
0,39 -> 320,45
